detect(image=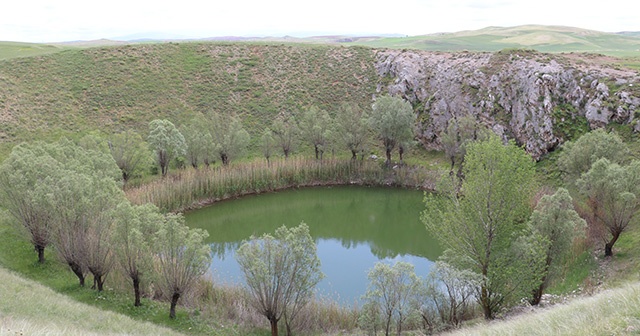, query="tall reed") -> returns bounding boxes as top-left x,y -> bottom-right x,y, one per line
126,157 -> 438,212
